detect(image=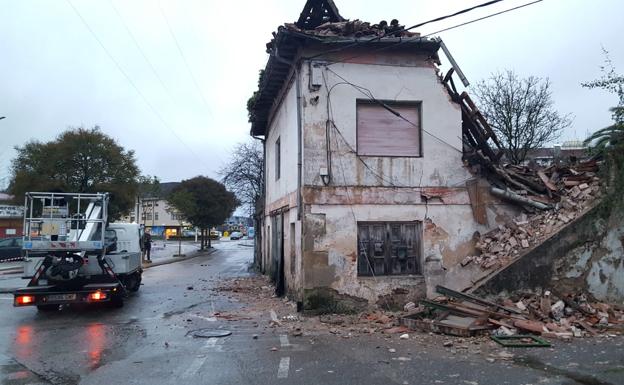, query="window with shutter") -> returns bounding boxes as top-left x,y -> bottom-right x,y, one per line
356,100 -> 422,157
357,221 -> 423,276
